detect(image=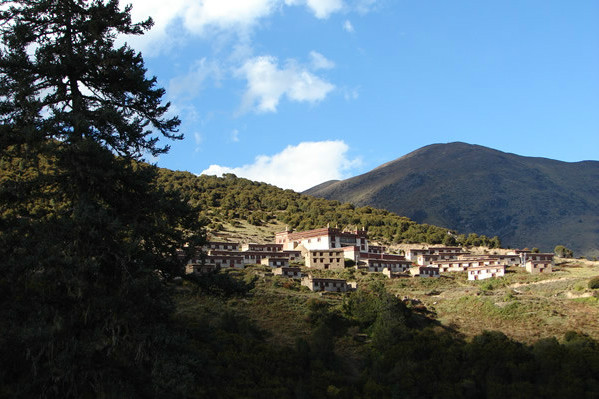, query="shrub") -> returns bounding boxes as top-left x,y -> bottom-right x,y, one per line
554,245 -> 574,258
588,276 -> 599,289
281,279 -> 298,290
